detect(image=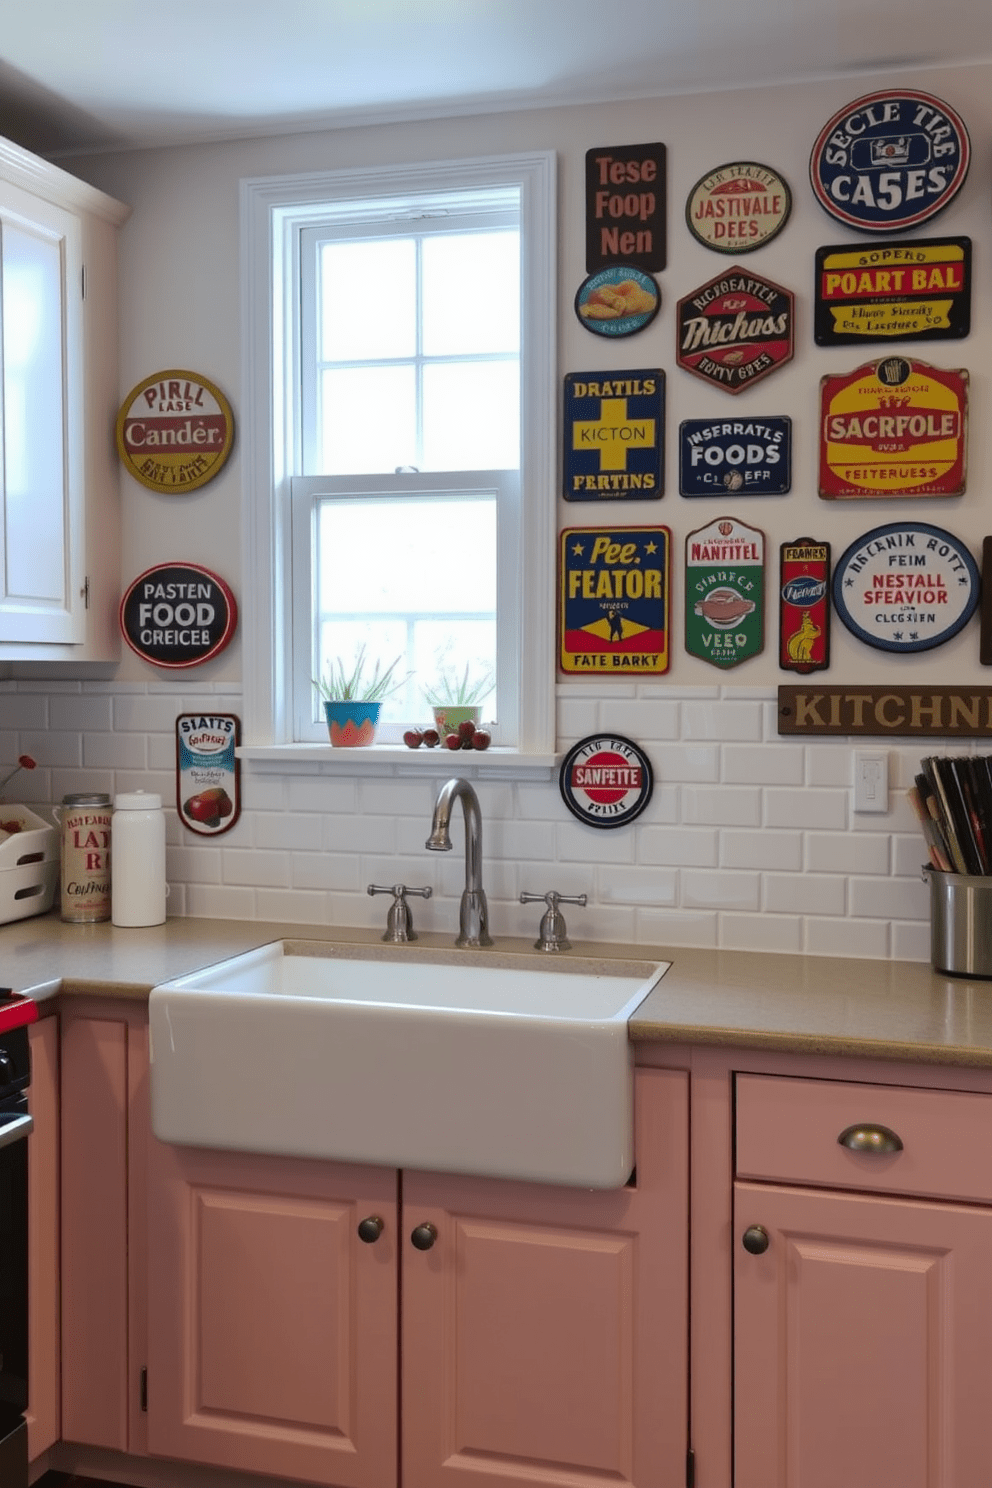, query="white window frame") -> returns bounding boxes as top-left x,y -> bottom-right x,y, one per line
239,152 -> 556,765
